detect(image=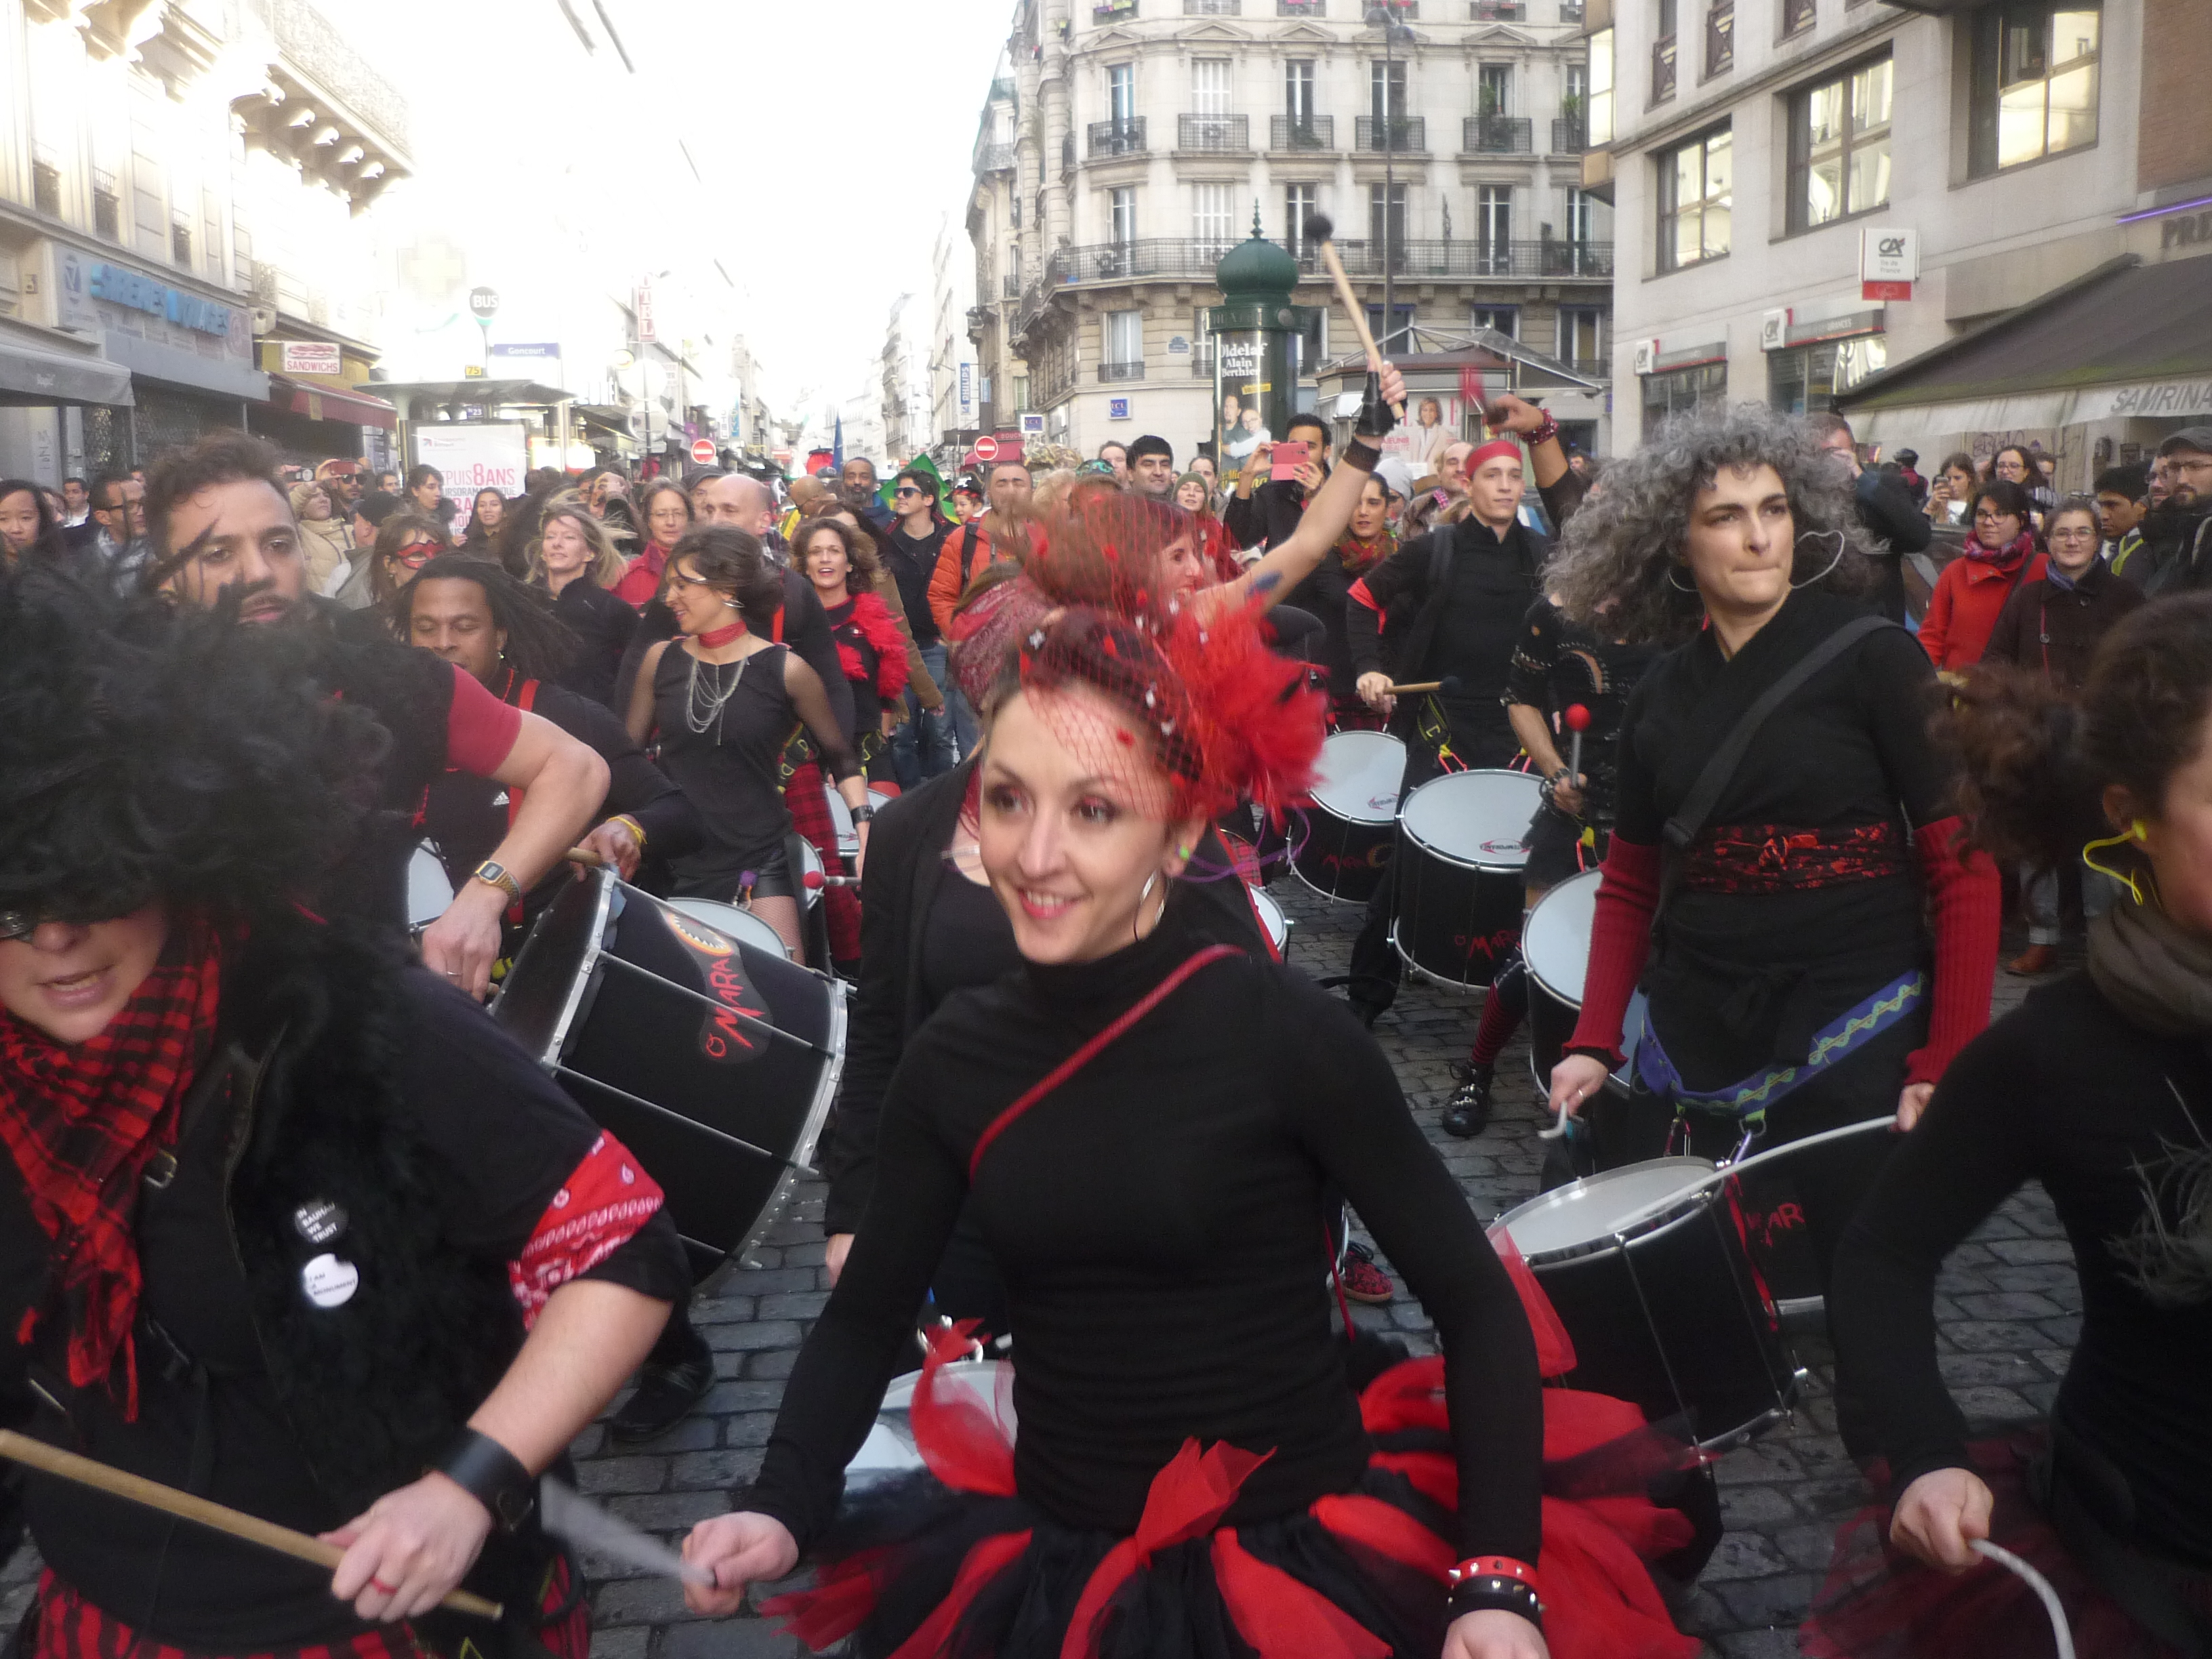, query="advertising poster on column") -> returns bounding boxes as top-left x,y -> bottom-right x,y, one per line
413,423 -> 529,536
1214,333 -> 1270,467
